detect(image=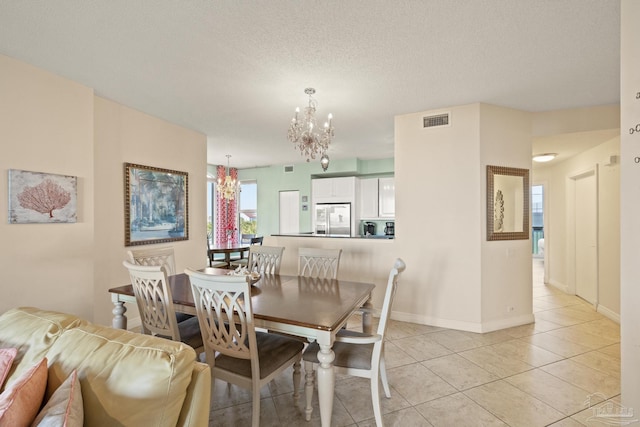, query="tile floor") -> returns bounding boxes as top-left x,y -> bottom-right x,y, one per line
208,259 -> 621,426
